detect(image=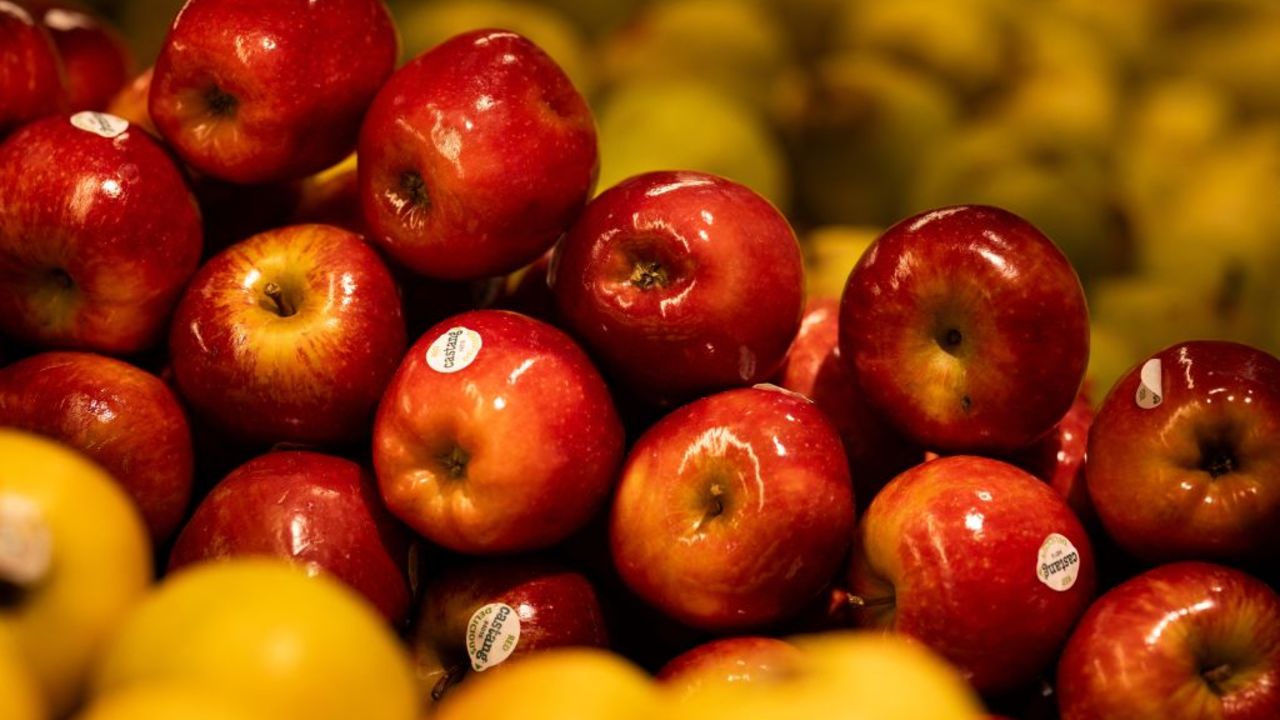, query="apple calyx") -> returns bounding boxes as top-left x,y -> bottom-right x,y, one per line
629,259 -> 669,290
203,84 -> 238,118
262,282 -> 298,318
1201,662 -> 1236,696
48,267 -> 75,291
397,170 -> 430,211
431,662 -> 468,702
439,445 -> 470,480
1197,434 -> 1239,479
936,327 -> 963,355
696,481 -> 729,531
